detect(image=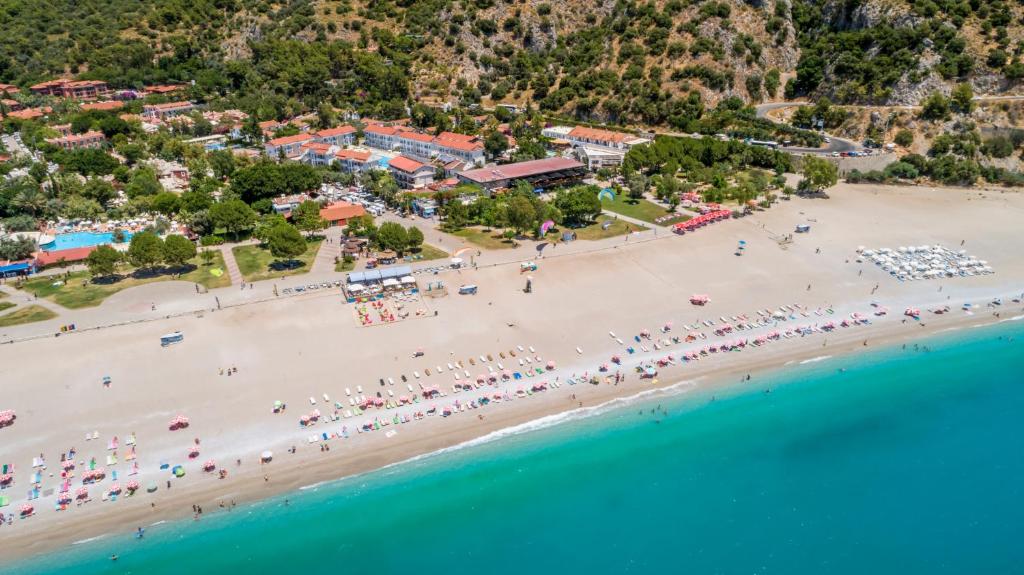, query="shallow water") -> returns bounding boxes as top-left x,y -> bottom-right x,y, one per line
7,321 -> 1024,574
